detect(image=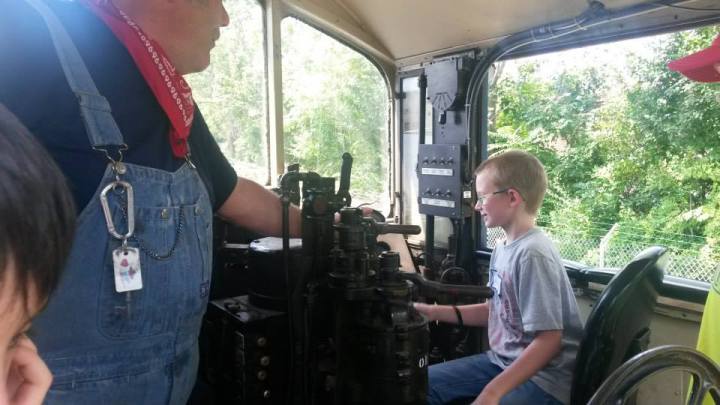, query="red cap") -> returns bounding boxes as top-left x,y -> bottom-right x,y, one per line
668,34 -> 720,82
